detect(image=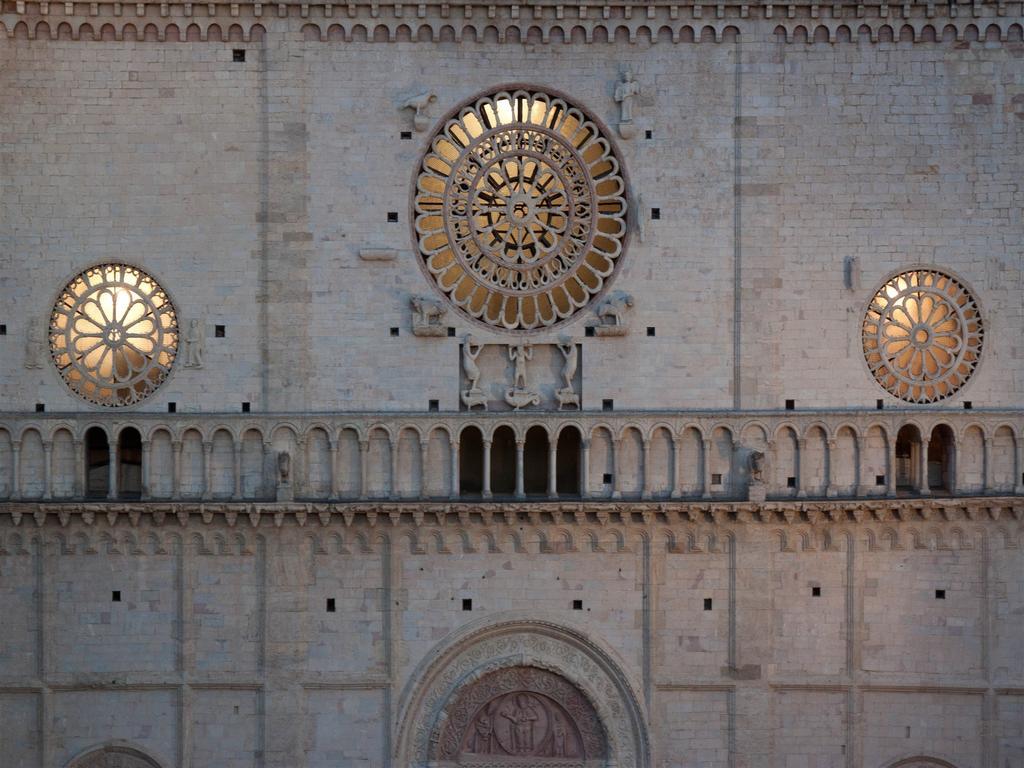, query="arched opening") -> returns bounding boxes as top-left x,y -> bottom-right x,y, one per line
85,426 -> 110,499
66,742 -> 165,768
895,424 -> 922,492
556,427 -> 581,496
490,426 -> 516,496
929,424 -> 955,493
524,426 -> 549,496
459,426 -> 484,496
118,427 -> 143,499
